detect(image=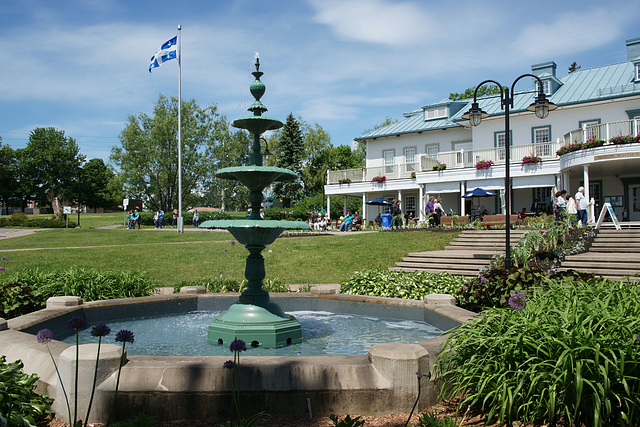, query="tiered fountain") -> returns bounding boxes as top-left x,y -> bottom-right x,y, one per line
200,55 -> 310,348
